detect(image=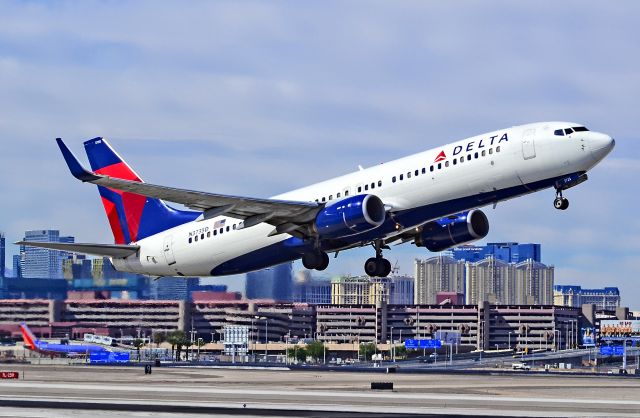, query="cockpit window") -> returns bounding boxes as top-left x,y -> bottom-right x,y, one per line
572,126 -> 589,132
554,129 -> 564,136
564,128 -> 574,135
